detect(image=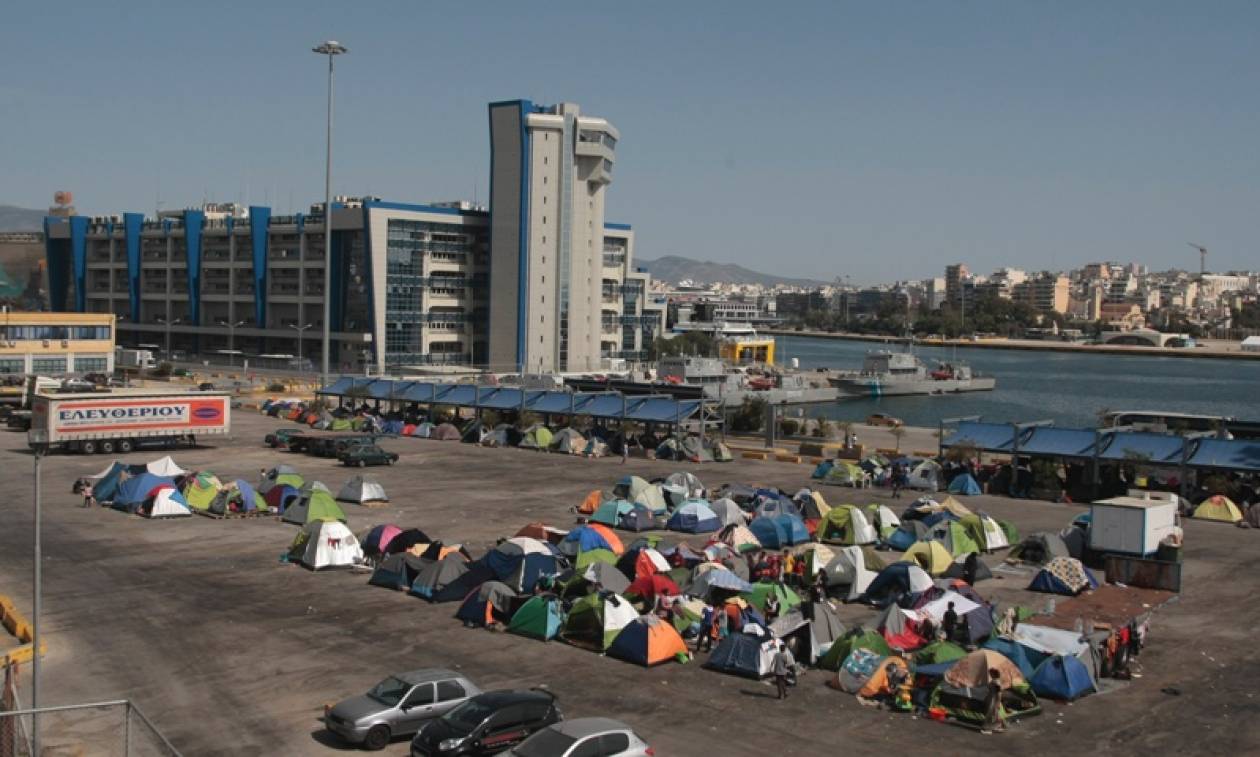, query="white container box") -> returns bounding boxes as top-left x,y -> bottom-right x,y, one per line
1090,489 -> 1179,556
